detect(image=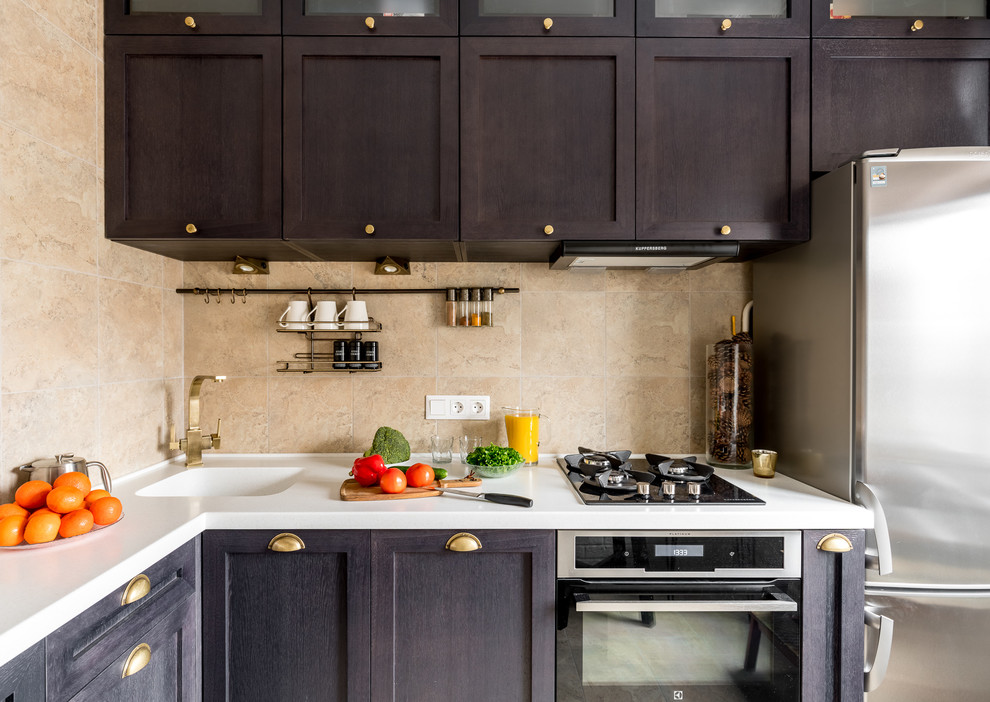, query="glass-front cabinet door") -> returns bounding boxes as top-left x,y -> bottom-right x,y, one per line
282,0 -> 458,35
460,0 -> 634,36
812,0 -> 990,37
637,0 -> 809,37
104,0 -> 281,34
